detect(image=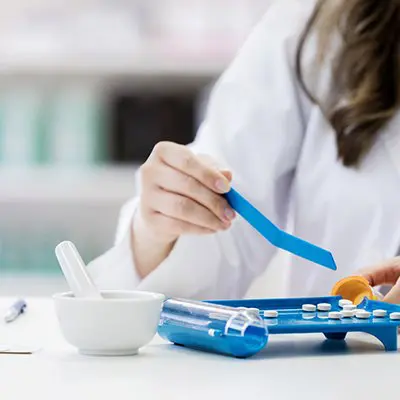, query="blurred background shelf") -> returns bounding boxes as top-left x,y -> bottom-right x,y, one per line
0,0 -> 279,297
0,51 -> 230,81
0,166 -> 137,204
0,167 -> 133,282
0,0 -> 270,82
